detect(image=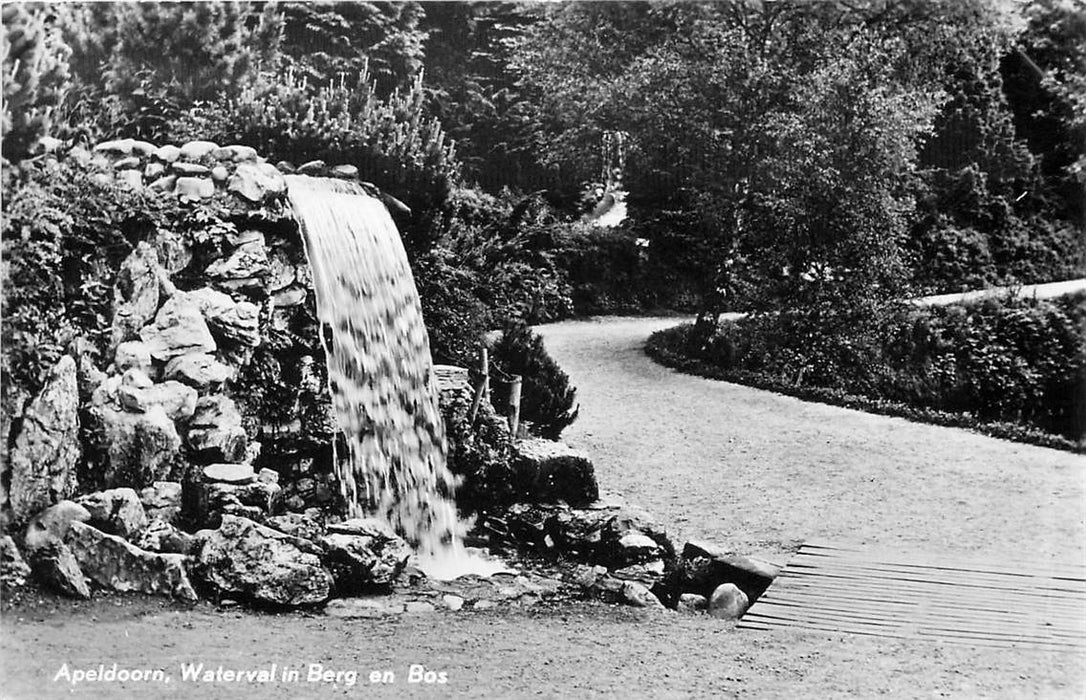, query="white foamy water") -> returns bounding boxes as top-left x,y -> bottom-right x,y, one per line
286,176 -> 507,579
